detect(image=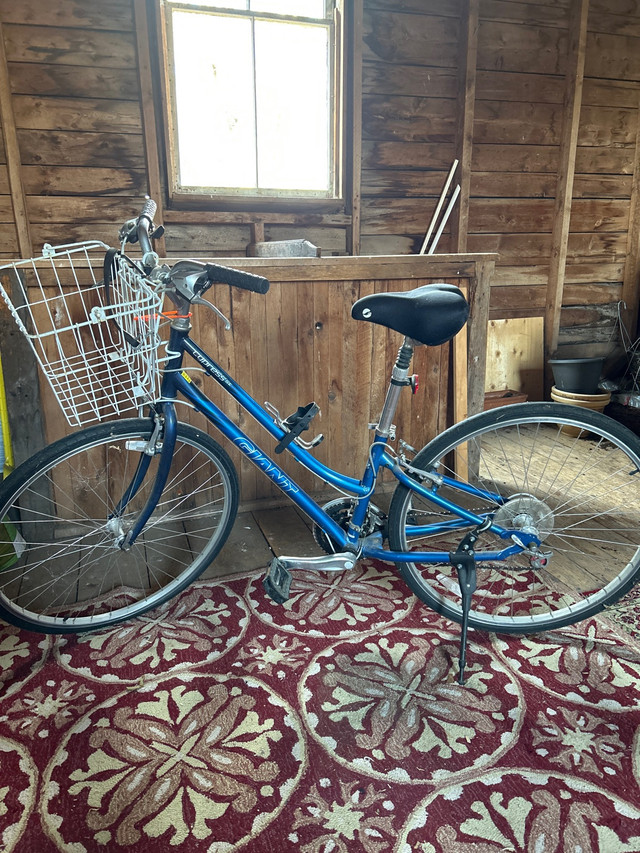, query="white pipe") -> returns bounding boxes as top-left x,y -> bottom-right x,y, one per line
428,184 -> 461,255
419,159 -> 458,255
